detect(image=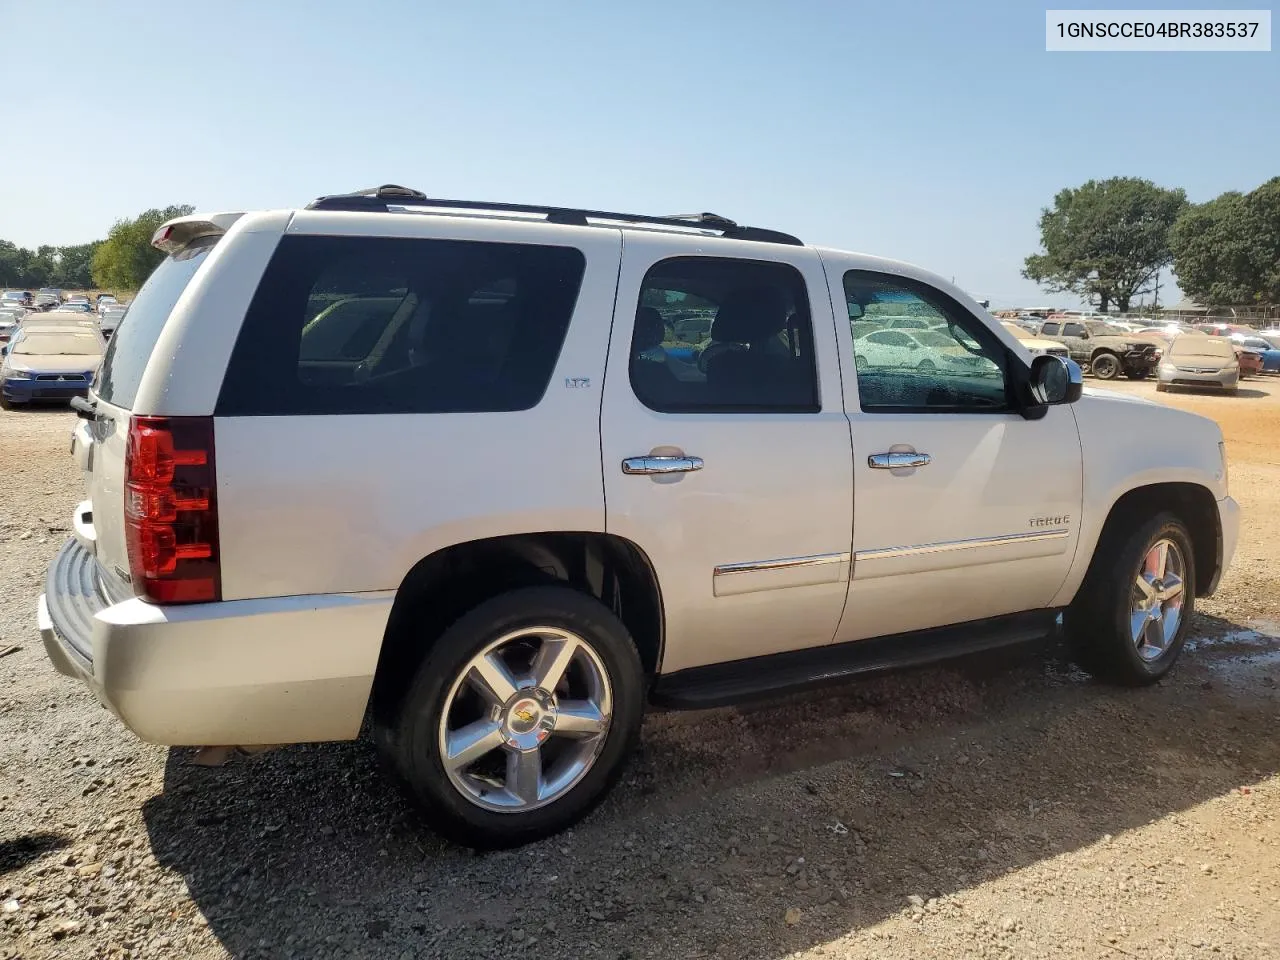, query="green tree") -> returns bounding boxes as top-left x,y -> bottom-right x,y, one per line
1023,177 -> 1188,312
52,242 -> 103,289
1170,177 -> 1280,306
92,204 -> 194,290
